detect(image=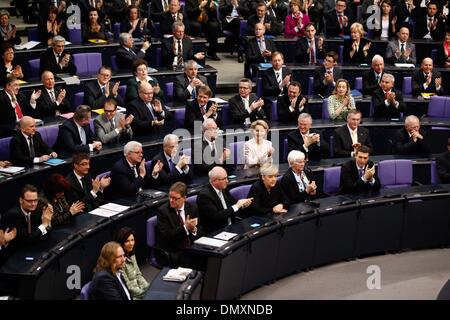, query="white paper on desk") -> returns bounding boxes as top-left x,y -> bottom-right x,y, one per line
194,236 -> 228,248
60,76 -> 80,85
100,203 -> 129,213
214,231 -> 237,241
163,267 -> 192,282
59,112 -> 74,119
14,41 -> 41,50
209,97 -> 228,104
0,166 -> 25,175
88,208 -> 119,218
394,63 -> 415,68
